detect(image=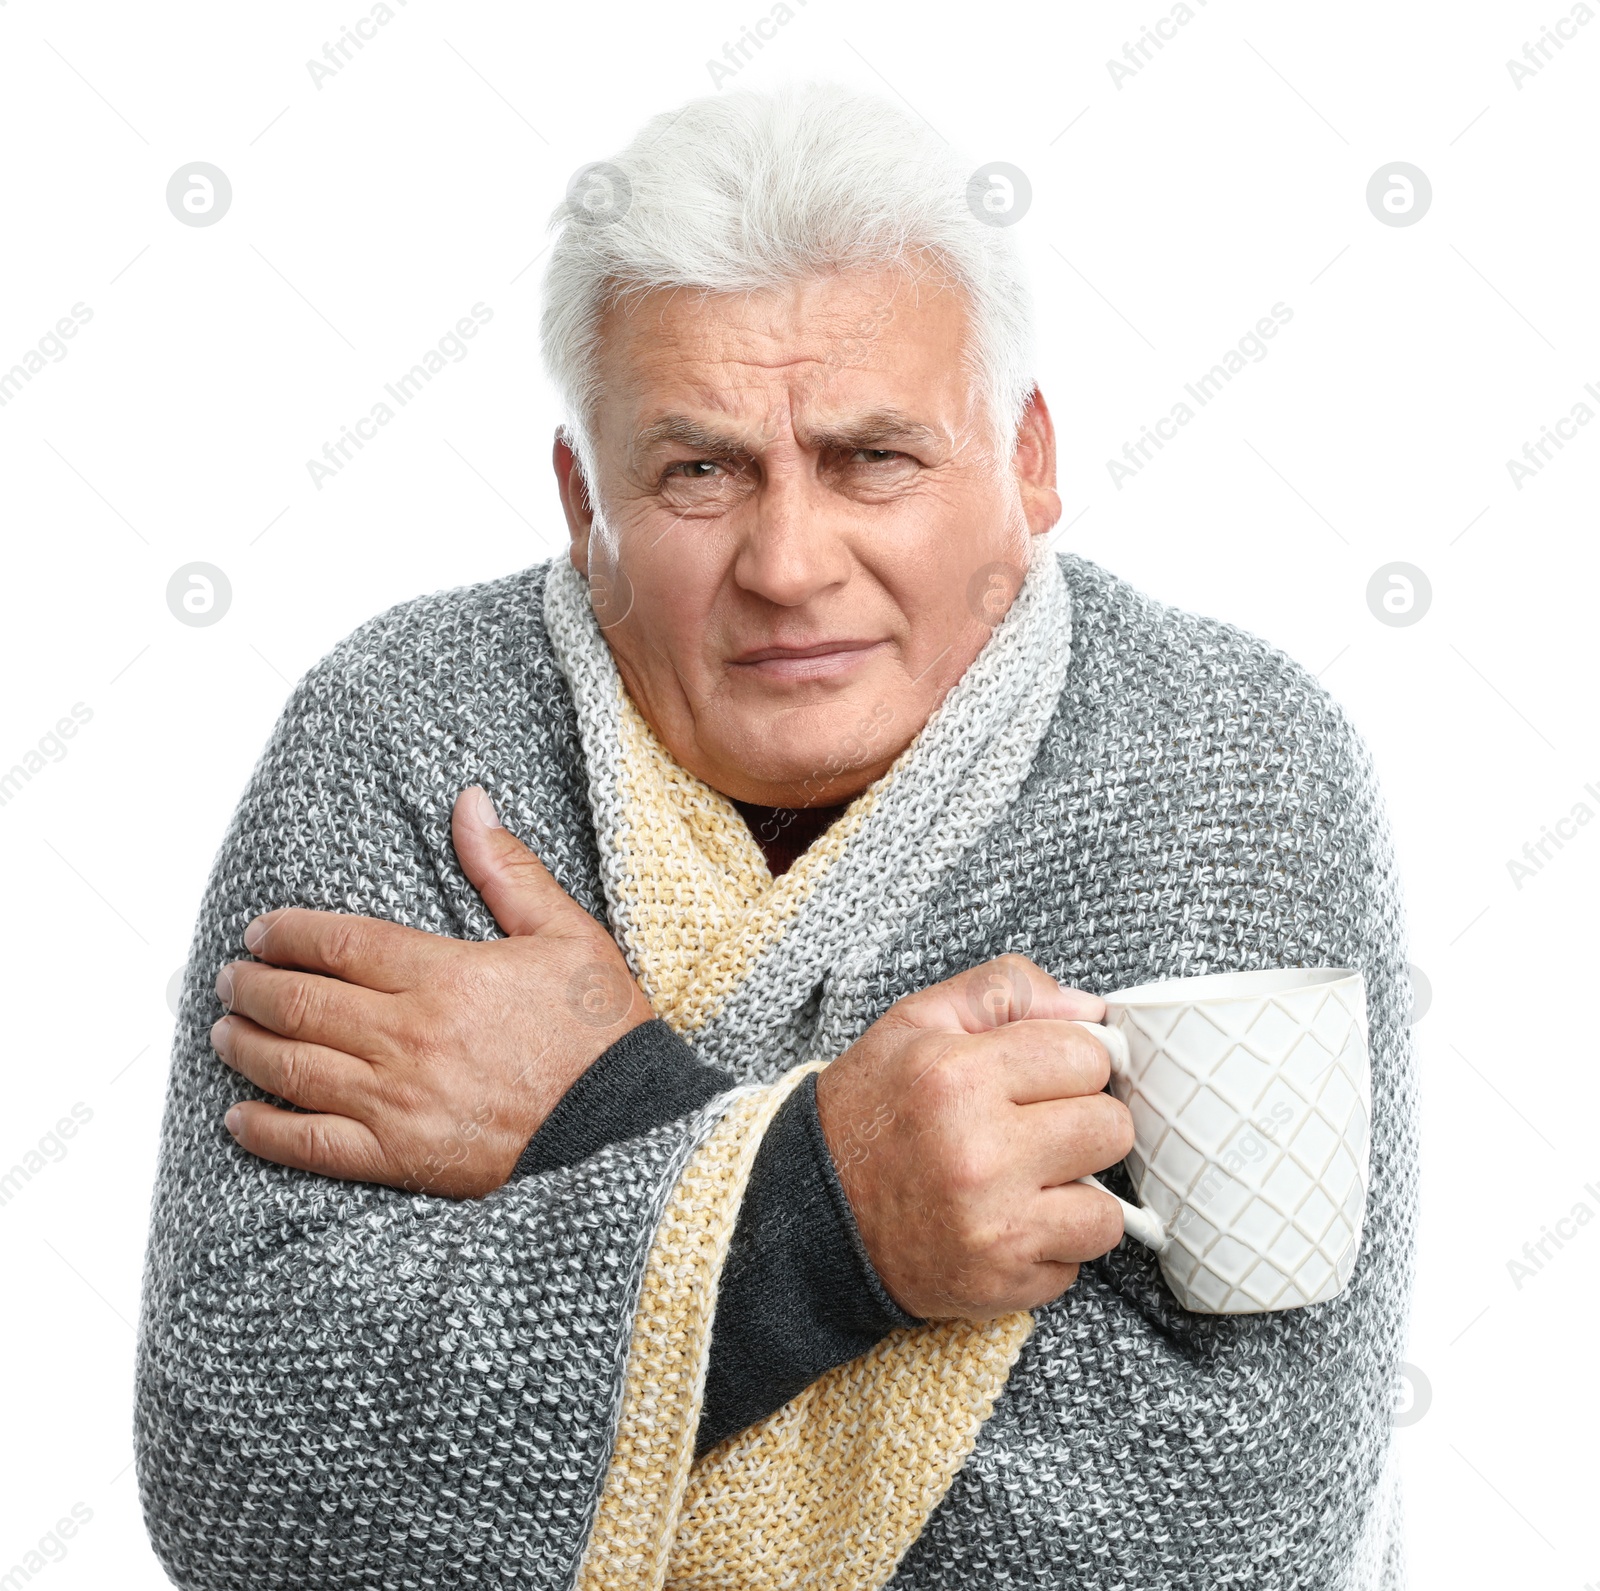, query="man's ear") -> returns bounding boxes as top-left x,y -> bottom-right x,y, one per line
553,432 -> 595,575
1012,388 -> 1061,539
